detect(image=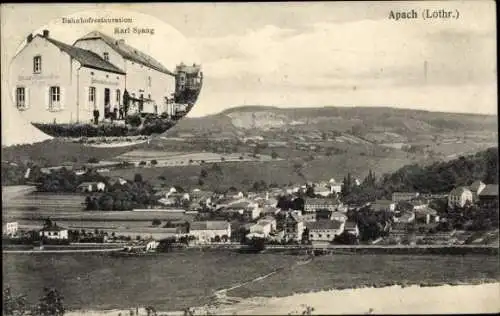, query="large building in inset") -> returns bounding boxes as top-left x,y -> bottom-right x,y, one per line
10,29 -> 180,125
